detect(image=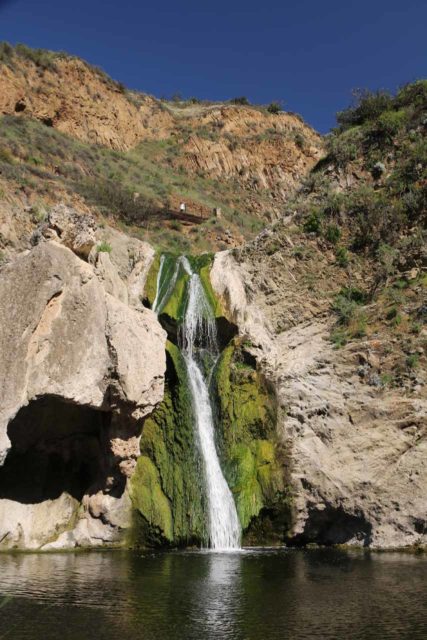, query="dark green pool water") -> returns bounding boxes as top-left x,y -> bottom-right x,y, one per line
0,549 -> 425,639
